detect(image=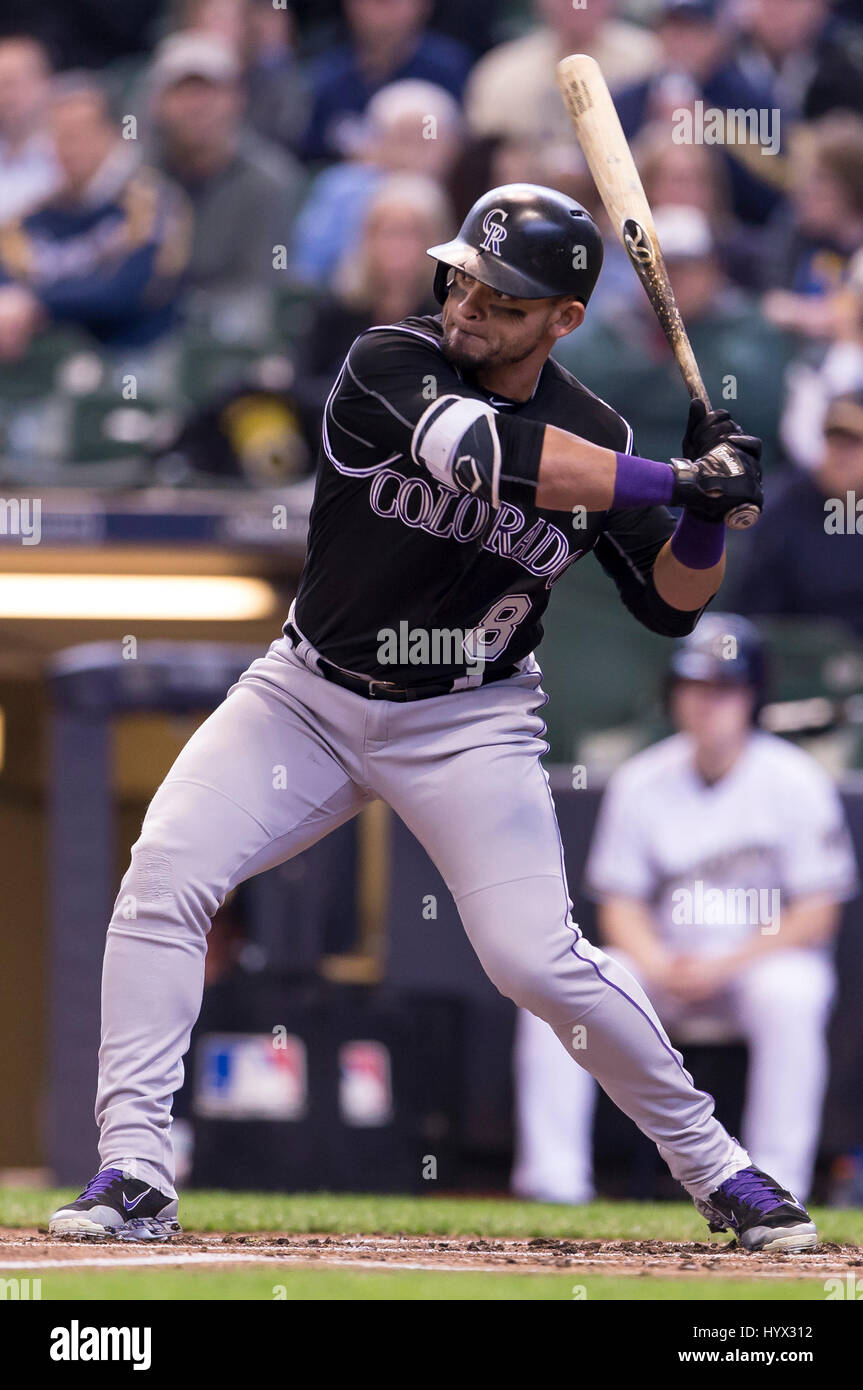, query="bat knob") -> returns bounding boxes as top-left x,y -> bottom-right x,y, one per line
724,504 -> 761,530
